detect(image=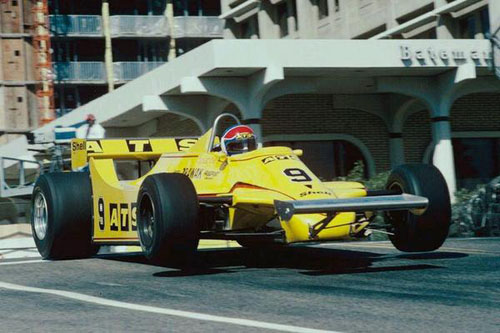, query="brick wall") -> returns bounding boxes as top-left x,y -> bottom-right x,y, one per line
152,113 -> 201,137
403,110 -> 431,163
400,93 -> 500,165
451,93 -> 500,132
262,94 -> 391,172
